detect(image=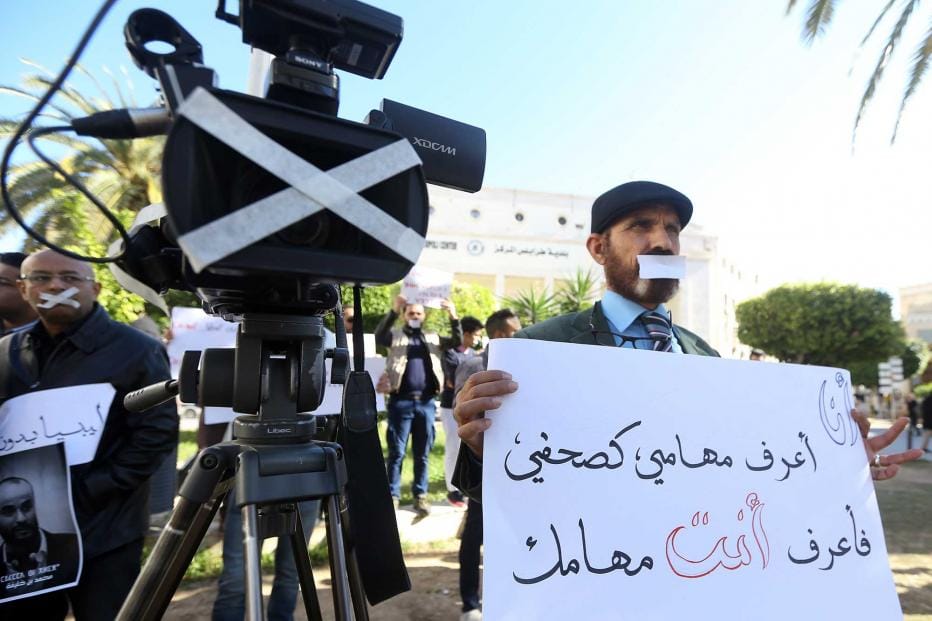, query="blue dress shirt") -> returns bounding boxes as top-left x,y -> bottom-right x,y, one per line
599,290 -> 682,353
